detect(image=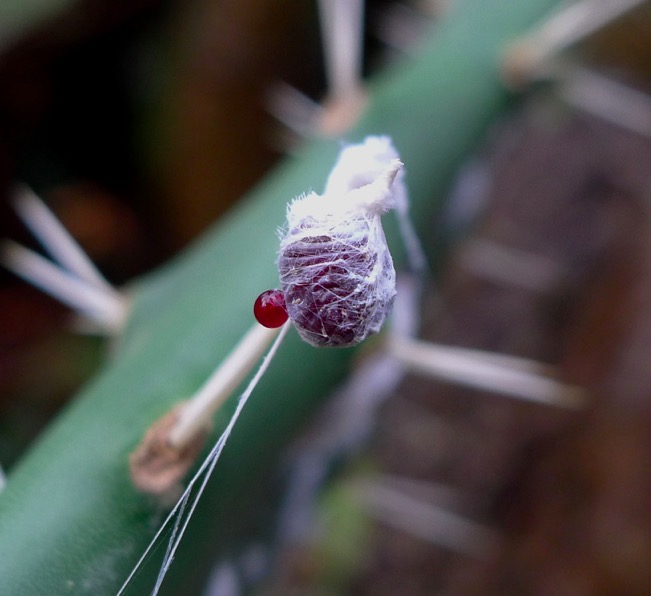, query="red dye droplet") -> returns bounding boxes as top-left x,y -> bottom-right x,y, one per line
254,289 -> 288,328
